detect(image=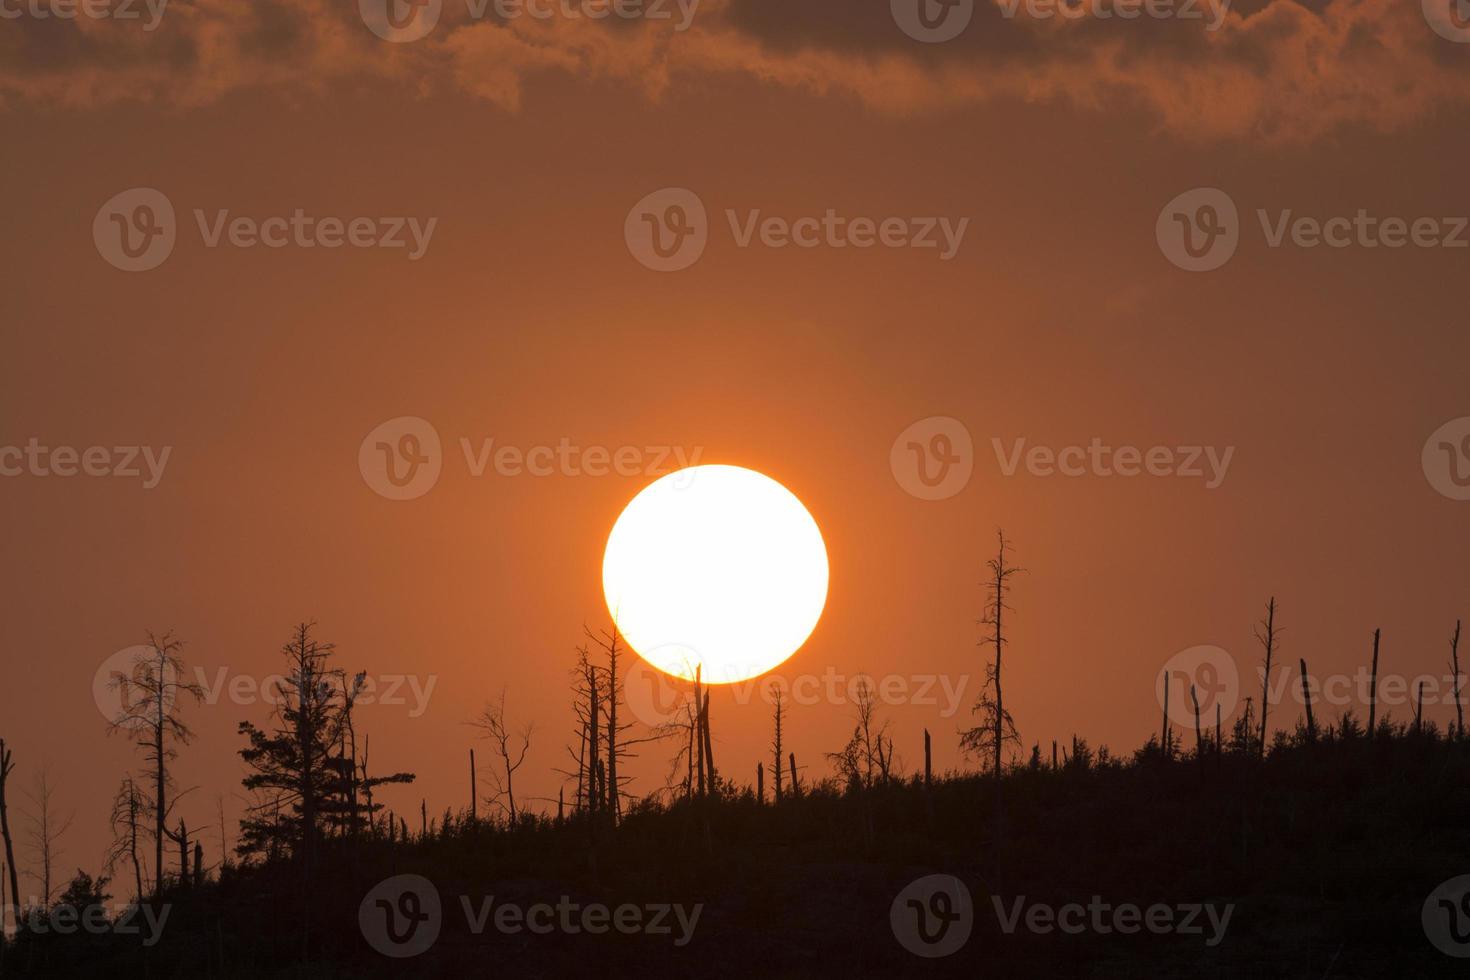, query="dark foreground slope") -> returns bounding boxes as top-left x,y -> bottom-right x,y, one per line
7,725 -> 1470,979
